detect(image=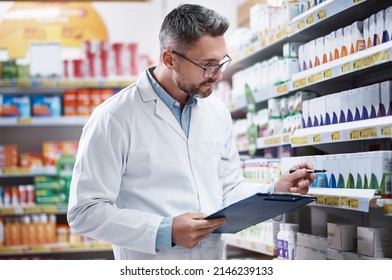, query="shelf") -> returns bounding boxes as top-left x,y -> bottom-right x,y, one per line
308,188 -> 377,212
257,133 -> 291,149
0,204 -> 68,216
0,78 -> 134,89
224,234 -> 276,256
0,166 -> 57,177
290,41 -> 392,93
225,0 -> 392,82
290,116 -> 391,147
0,116 -> 89,127
0,242 -> 112,257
